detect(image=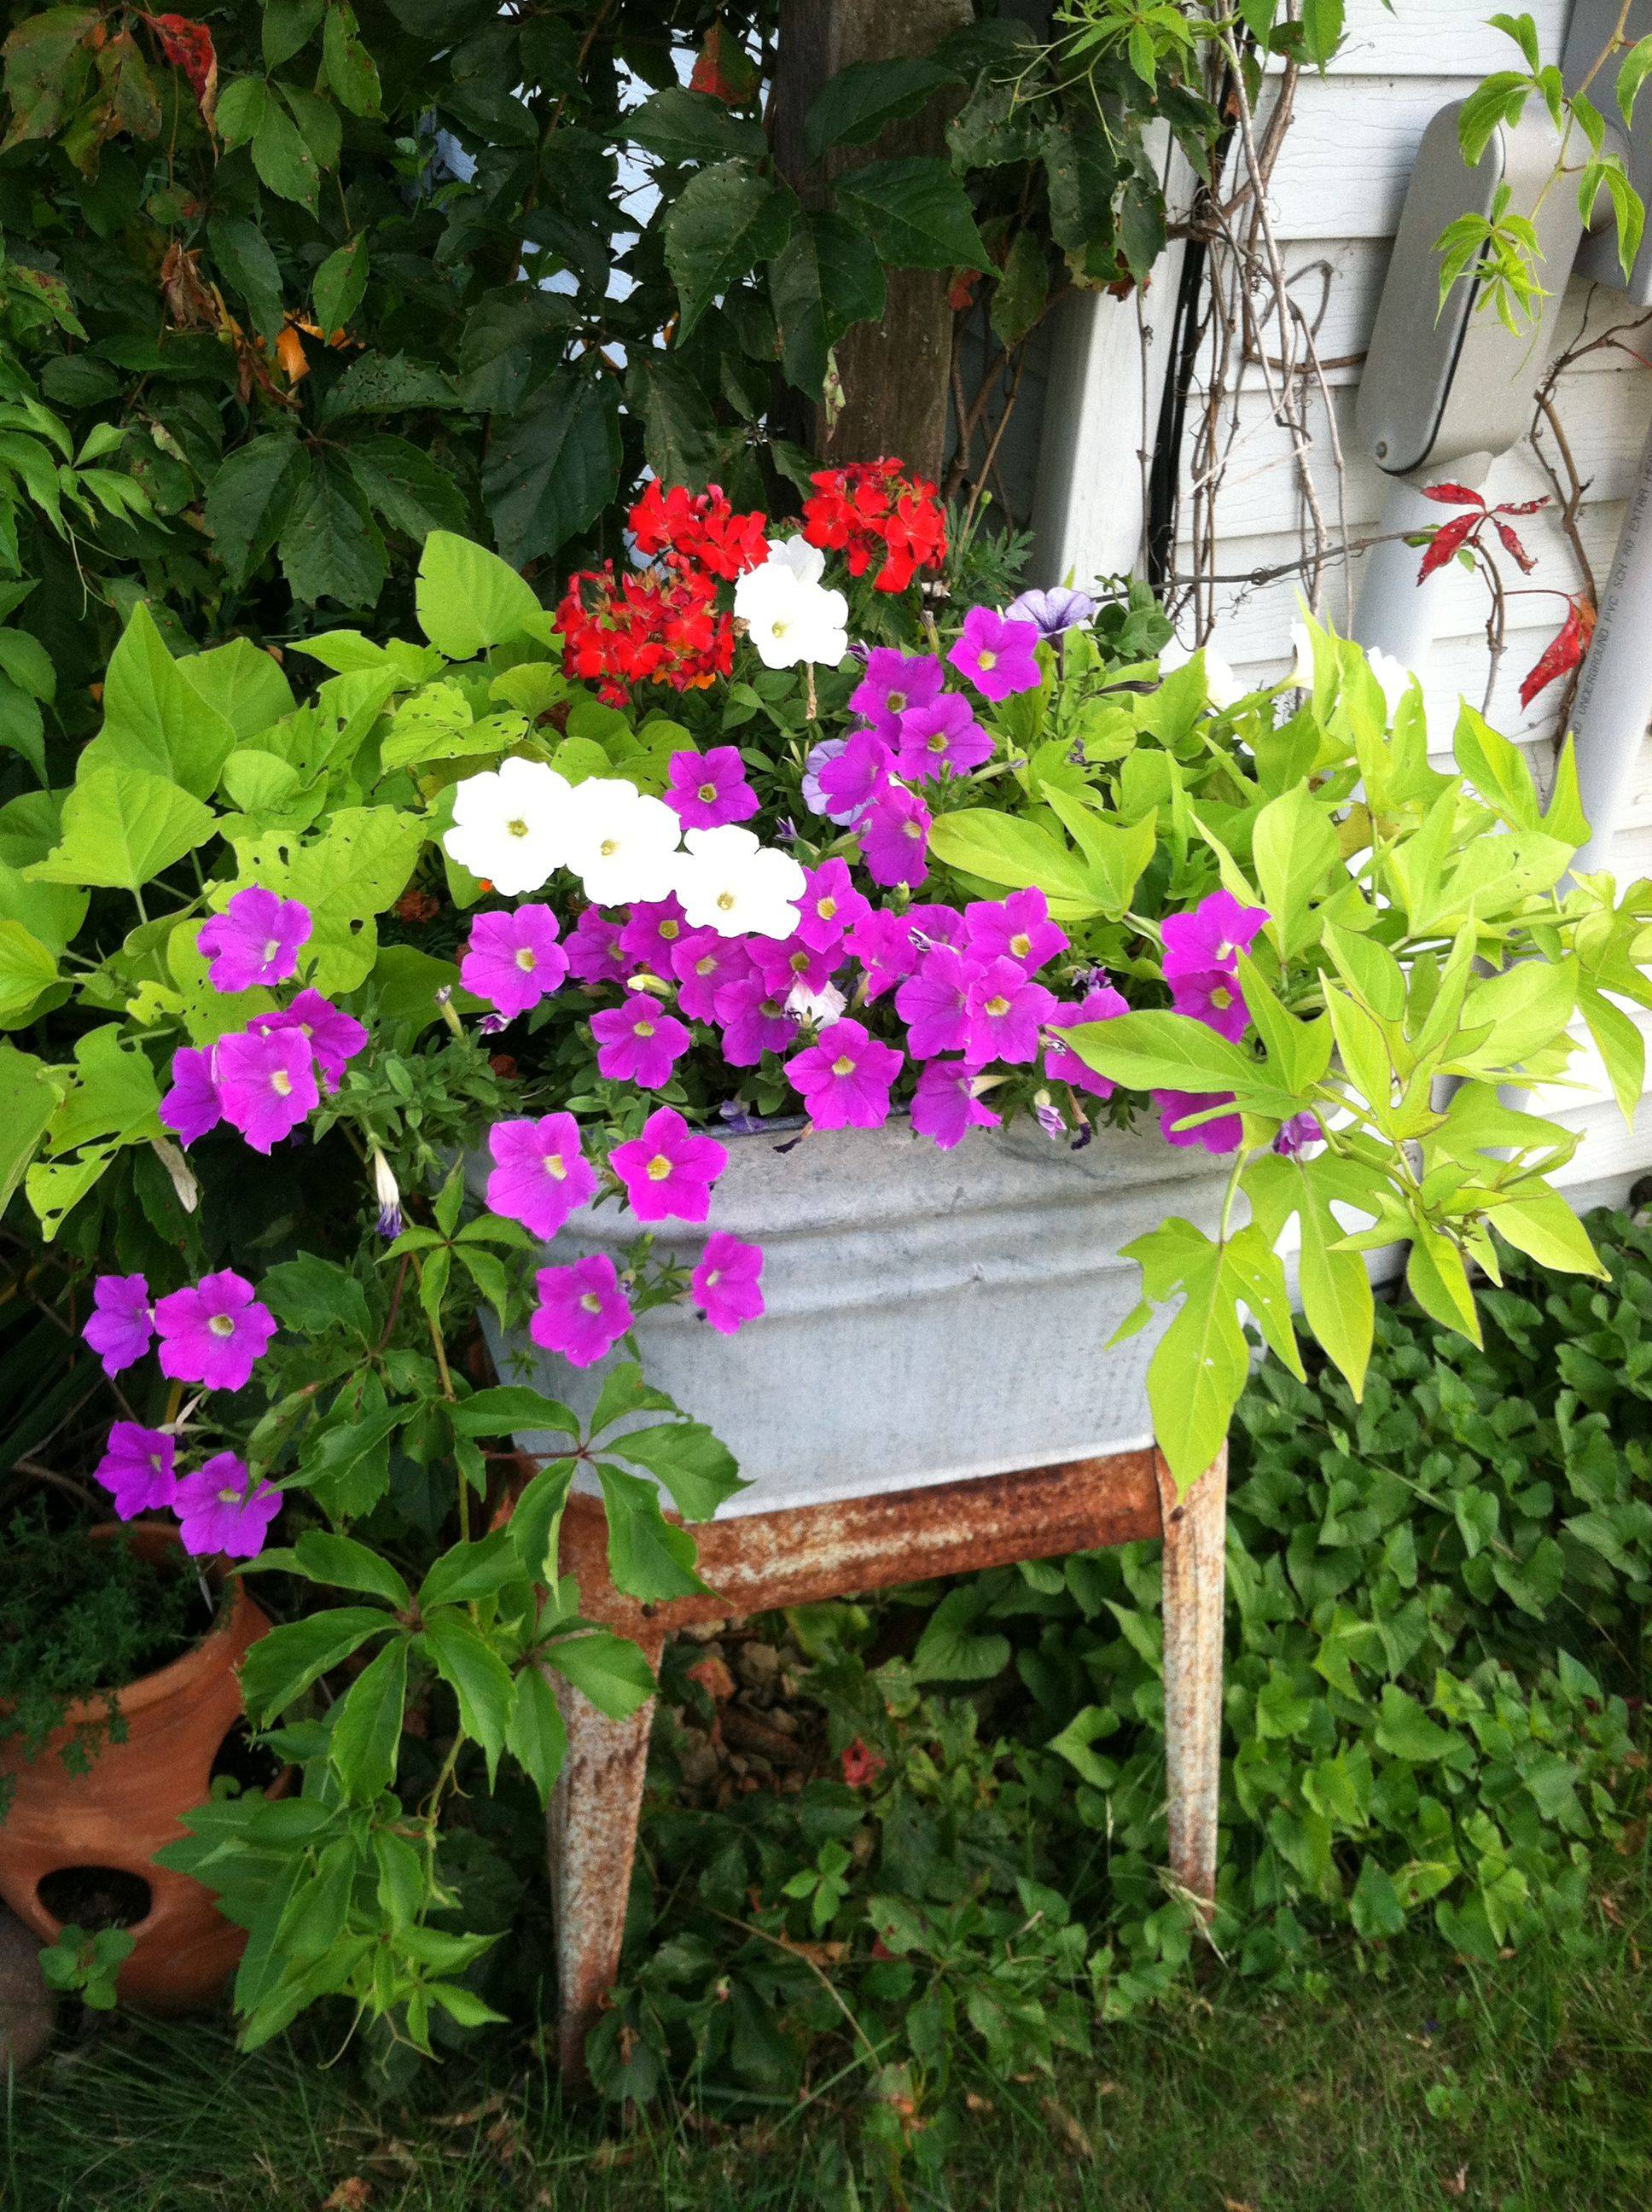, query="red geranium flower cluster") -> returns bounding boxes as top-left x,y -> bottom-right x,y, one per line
556,564 -> 734,706
629,480 -> 768,581
801,460 -> 947,592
